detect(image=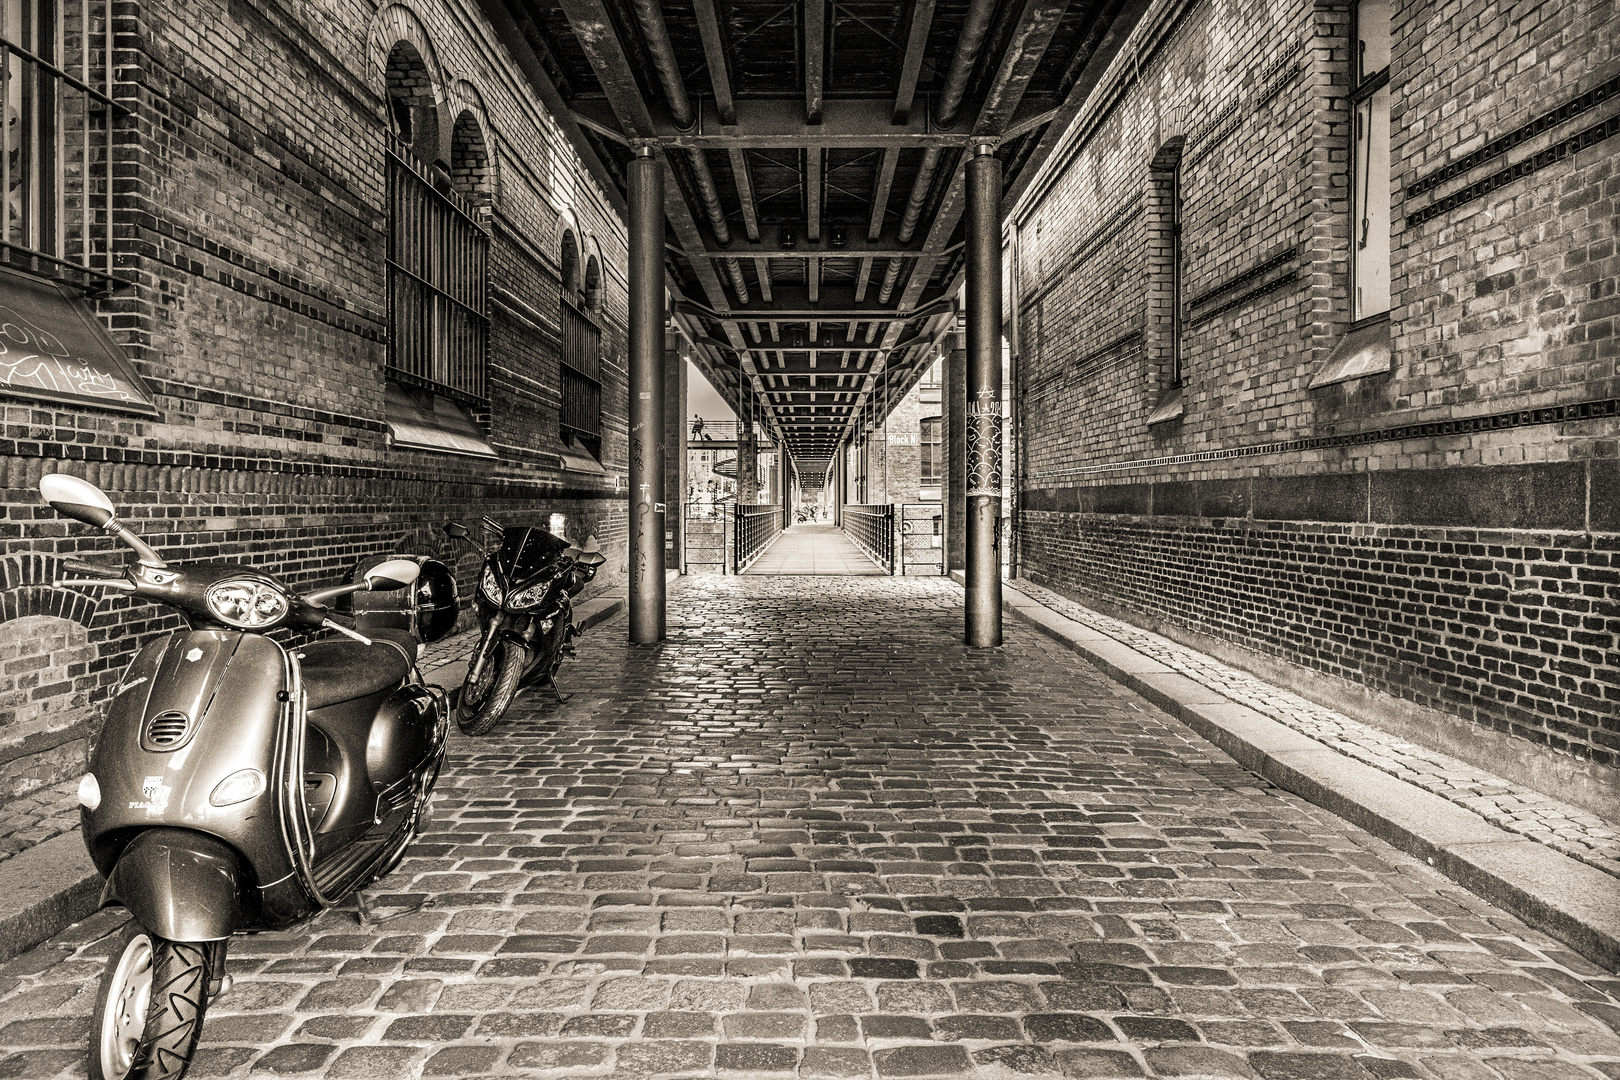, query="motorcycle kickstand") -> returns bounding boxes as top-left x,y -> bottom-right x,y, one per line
355,890 -> 436,929
547,674 -> 570,704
